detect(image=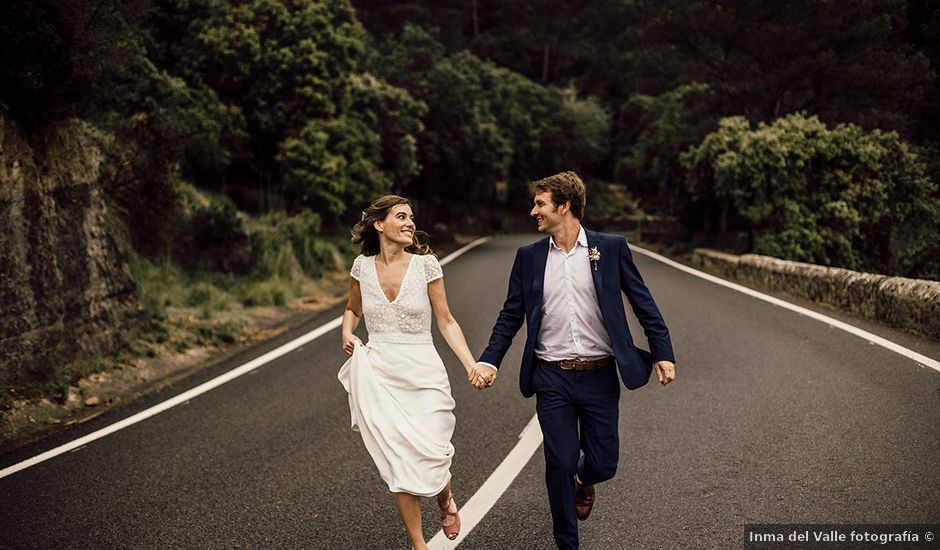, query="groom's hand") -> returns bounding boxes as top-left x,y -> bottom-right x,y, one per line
654,361 -> 676,385
468,364 -> 490,389
476,363 -> 498,388
468,363 -> 498,389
